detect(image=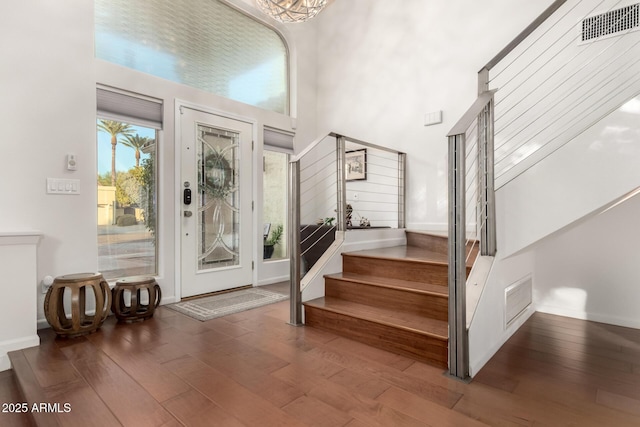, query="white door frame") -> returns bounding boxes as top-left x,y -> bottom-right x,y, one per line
174,100 -> 258,301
